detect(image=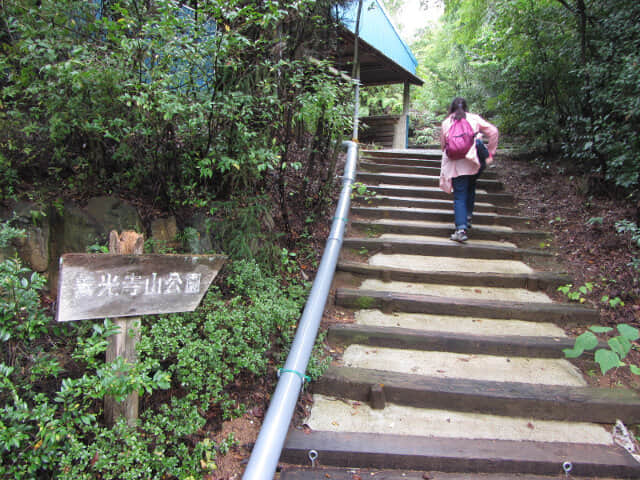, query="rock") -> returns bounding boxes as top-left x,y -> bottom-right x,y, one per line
150,216 -> 179,253
85,197 -> 143,234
